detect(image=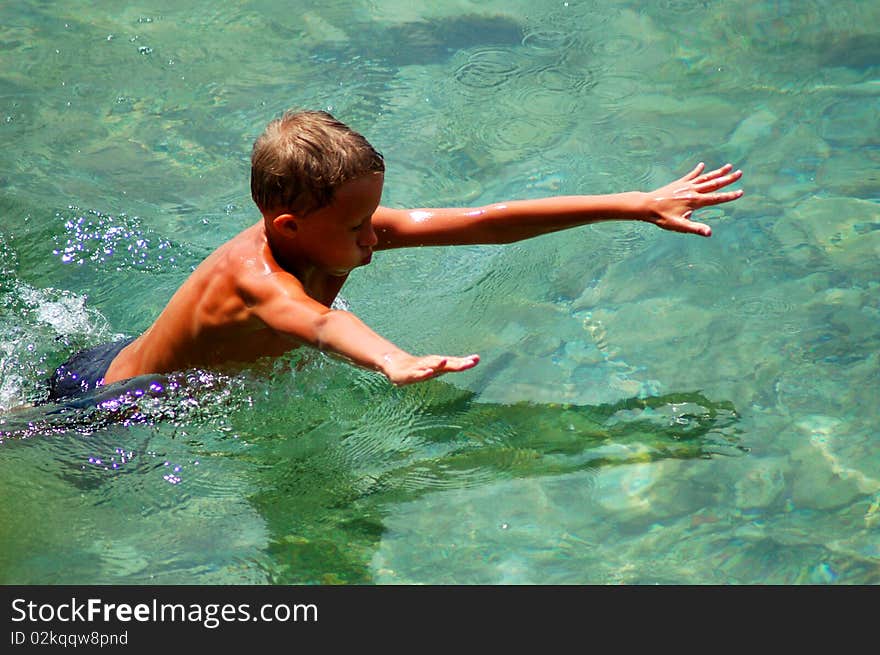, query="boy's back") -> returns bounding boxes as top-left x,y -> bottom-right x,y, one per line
103,222 -> 304,384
